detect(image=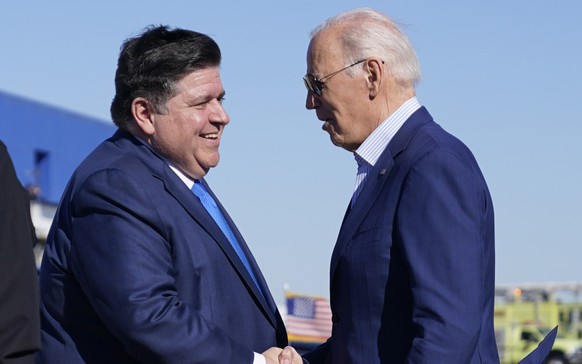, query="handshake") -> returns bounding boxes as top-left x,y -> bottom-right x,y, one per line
263,346 -> 303,364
